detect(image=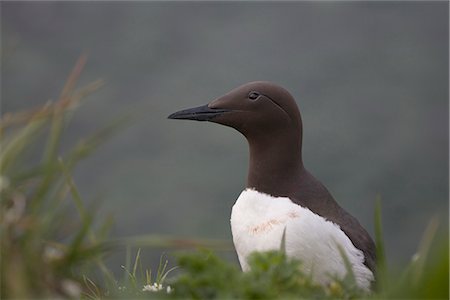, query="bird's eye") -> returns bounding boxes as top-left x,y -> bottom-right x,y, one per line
248,91 -> 260,100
